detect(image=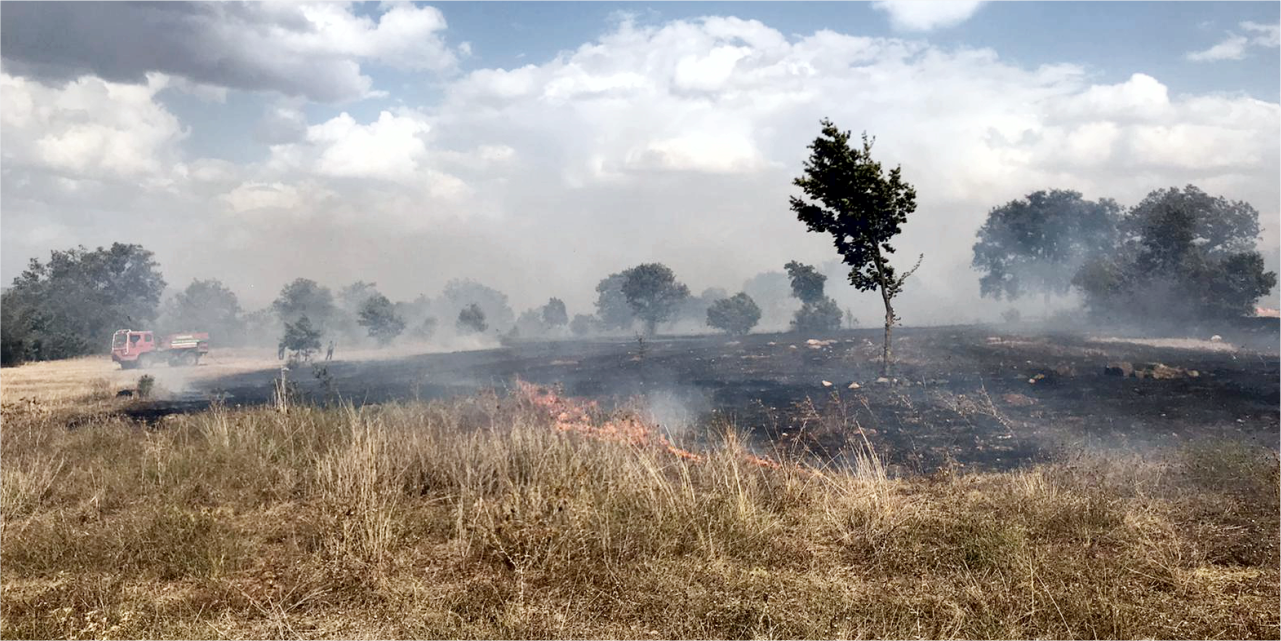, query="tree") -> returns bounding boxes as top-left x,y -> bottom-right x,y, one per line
541,298 -> 569,328
3,243 -> 166,361
620,263 -> 690,336
783,261 -> 842,333
706,293 -> 762,335
335,280 -> 380,340
569,314 -> 598,337
1074,185 -> 1277,322
338,281 -> 380,312
1,290 -> 28,366
273,278 -> 335,329
594,272 -> 636,331
783,261 -> 827,303
791,120 -> 920,376
279,315 -> 322,360
443,279 -> 514,332
162,279 -> 242,344
456,303 -> 488,334
792,298 -> 843,333
972,190 -> 1121,301
357,293 -> 406,346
